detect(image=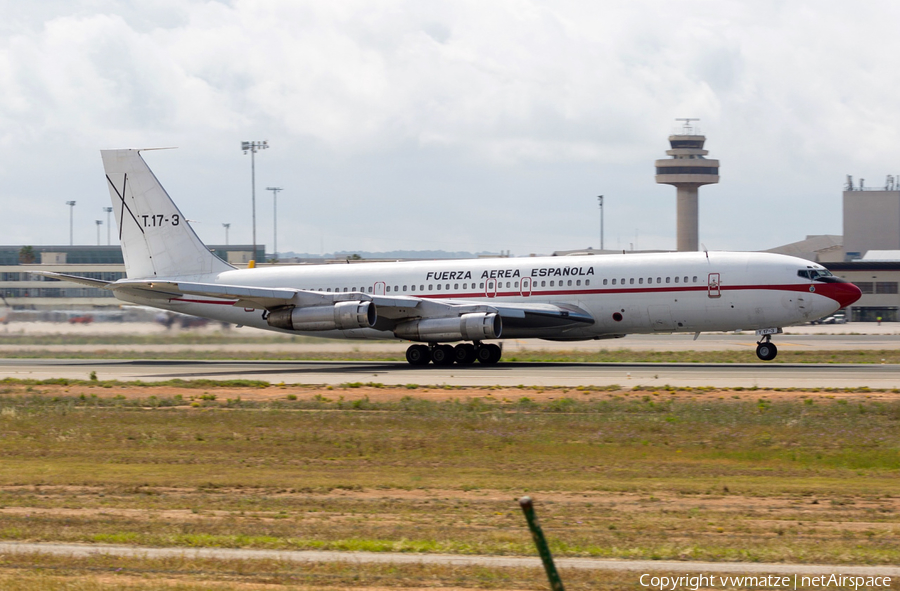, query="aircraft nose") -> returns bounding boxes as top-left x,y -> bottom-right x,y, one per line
829,281 -> 862,308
